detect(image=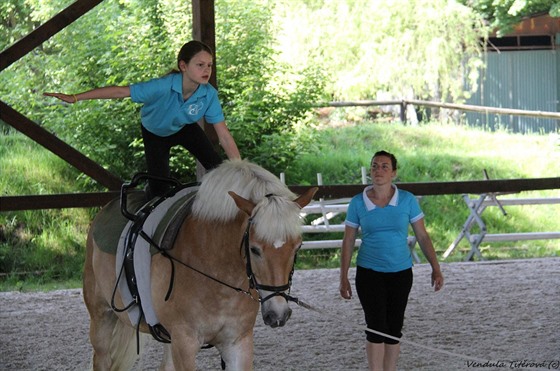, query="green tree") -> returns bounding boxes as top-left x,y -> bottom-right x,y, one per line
273,0 -> 489,102
216,0 -> 327,173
